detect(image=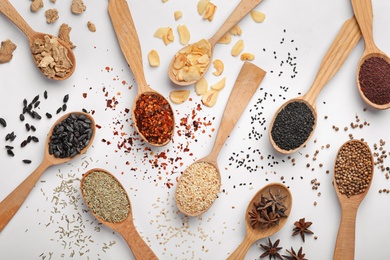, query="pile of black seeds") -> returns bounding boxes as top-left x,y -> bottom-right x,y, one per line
271,101 -> 315,151
49,113 -> 93,158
